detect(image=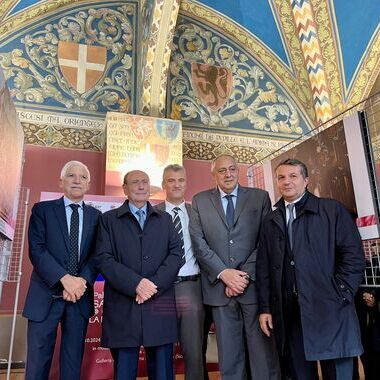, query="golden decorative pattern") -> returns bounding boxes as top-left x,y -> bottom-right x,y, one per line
141,0 -> 180,117
0,0 -> 77,36
182,129 -> 287,163
183,139 -> 278,164
180,0 -> 315,126
347,31 -> 380,107
22,122 -> 104,151
0,0 -> 18,24
312,0 -> 343,113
